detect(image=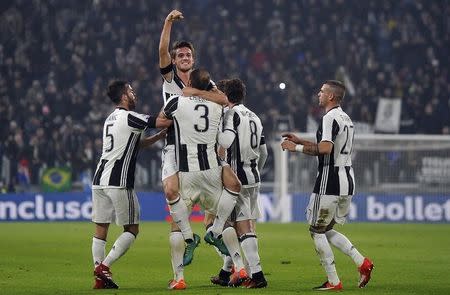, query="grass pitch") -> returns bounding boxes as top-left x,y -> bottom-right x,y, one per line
1,222 -> 449,294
